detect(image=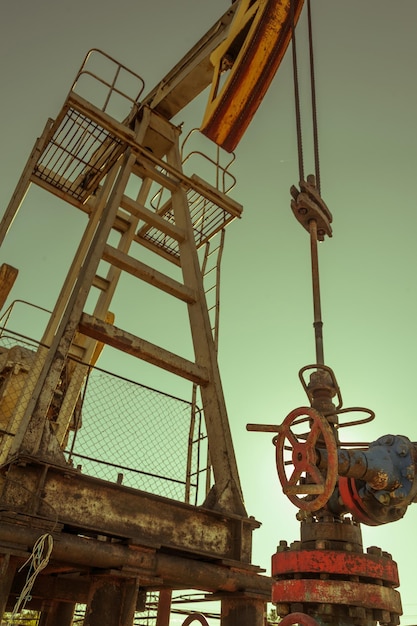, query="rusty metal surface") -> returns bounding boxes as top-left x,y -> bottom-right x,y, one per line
79,313 -> 209,385
279,613 -> 319,626
84,576 -> 139,626
275,407 -> 338,511
272,549 -> 400,586
0,520 -> 272,599
201,0 -> 304,152
299,518 -> 363,550
0,460 -> 258,563
10,571 -> 88,606
0,265 -> 18,312
220,594 -> 266,626
272,578 -> 402,614
273,517 -> 402,625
